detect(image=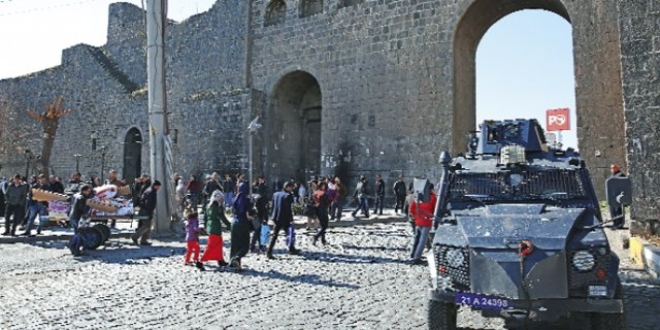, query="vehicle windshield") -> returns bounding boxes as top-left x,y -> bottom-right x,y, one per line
447,168 -> 589,203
